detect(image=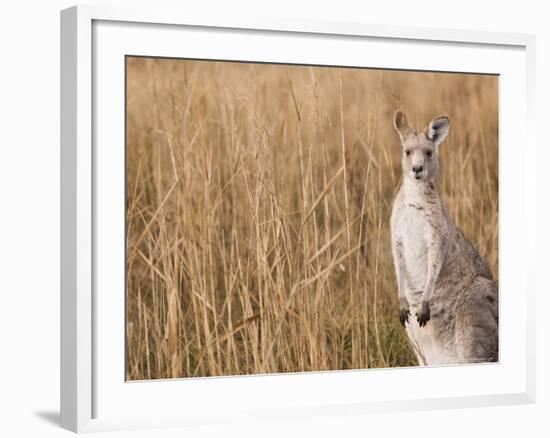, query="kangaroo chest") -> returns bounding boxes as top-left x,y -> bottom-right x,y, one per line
394,203 -> 433,294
